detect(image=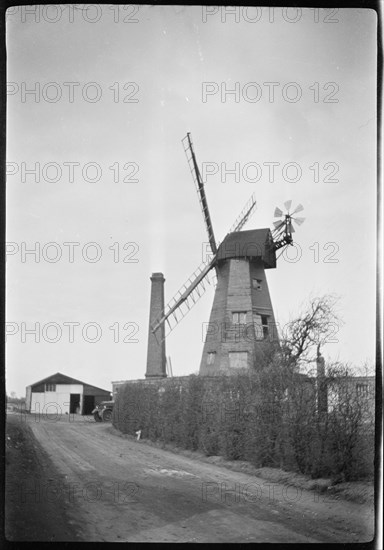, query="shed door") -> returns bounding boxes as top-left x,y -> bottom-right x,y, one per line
70,394 -> 81,414
83,395 -> 95,415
